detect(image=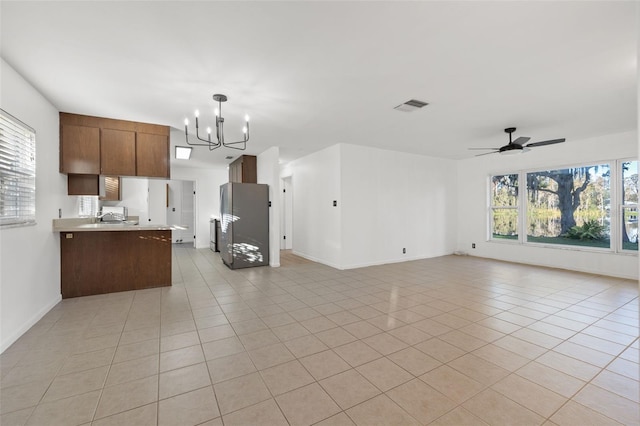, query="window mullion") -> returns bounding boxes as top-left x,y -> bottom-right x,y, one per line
519,170 -> 526,244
